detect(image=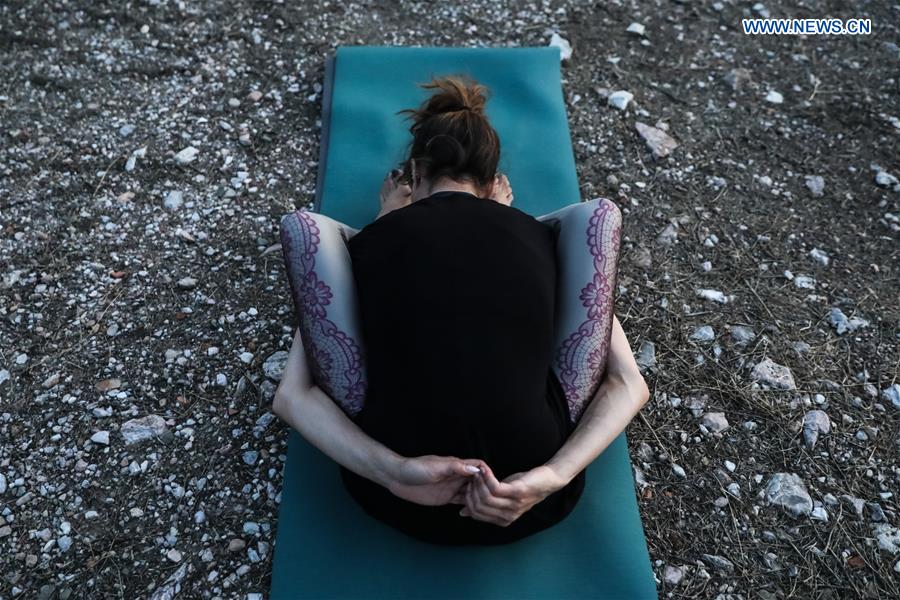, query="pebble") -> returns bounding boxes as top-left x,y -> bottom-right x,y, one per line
0,369 -> 9,386
663,565 -> 684,585
247,90 -> 263,102
828,307 -> 869,335
164,190 -> 183,211
730,326 -> 756,346
874,523 -> 900,553
626,22 -> 646,36
607,90 -> 633,111
262,351 -> 289,382
811,506 -> 829,522
696,288 -> 734,304
228,538 -> 246,552
766,473 -> 813,517
809,248 -> 829,266
701,554 -> 734,572
166,548 -> 182,562
700,412 -> 729,433
804,175 -> 825,197
765,90 -> 784,104
57,536 -> 73,552
802,410 -> 831,449
240,352 -> 254,364
655,223 -> 678,245
690,325 -> 715,343
881,384 -> 900,409
177,277 -> 198,289
90,430 -> 110,445
174,147 -> 198,166
0,474 -> 6,495
121,415 -> 169,445
635,122 -> 678,158
634,341 -> 656,372
671,464 -> 687,478
548,33 -> 572,62
243,521 -> 260,535
751,358 -> 796,390
243,451 -> 258,465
